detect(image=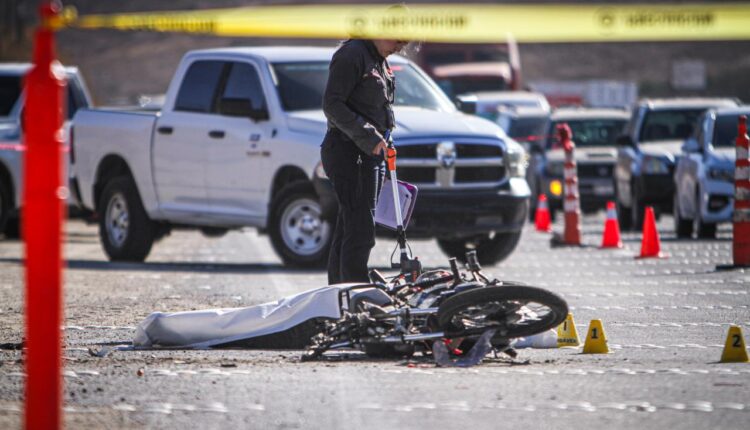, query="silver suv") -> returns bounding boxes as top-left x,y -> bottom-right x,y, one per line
673,106 -> 749,238
614,98 -> 738,230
